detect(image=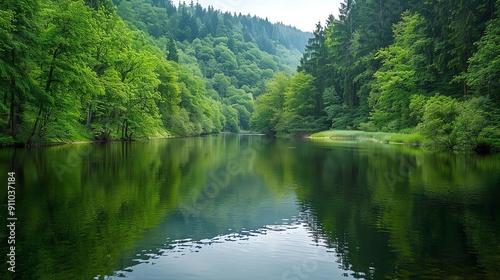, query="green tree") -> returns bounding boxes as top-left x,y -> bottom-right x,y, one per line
325,5 -> 356,108
465,3 -> 500,101
418,95 -> 494,151
27,0 -> 99,143
156,59 -> 181,132
299,22 -> 328,100
221,104 -> 239,132
214,44 -> 237,75
167,38 -> 179,62
250,72 -> 289,135
114,45 -> 163,140
369,12 -> 430,131
417,95 -> 458,149
0,0 -> 41,141
451,98 -> 489,150
429,0 -> 495,95
277,71 -> 320,134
